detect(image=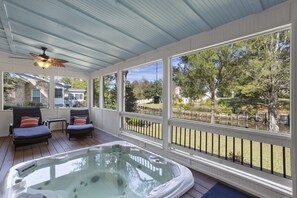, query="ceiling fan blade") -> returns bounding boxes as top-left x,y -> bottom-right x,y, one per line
48,58 -> 67,67
9,56 -> 33,60
30,53 -> 46,61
